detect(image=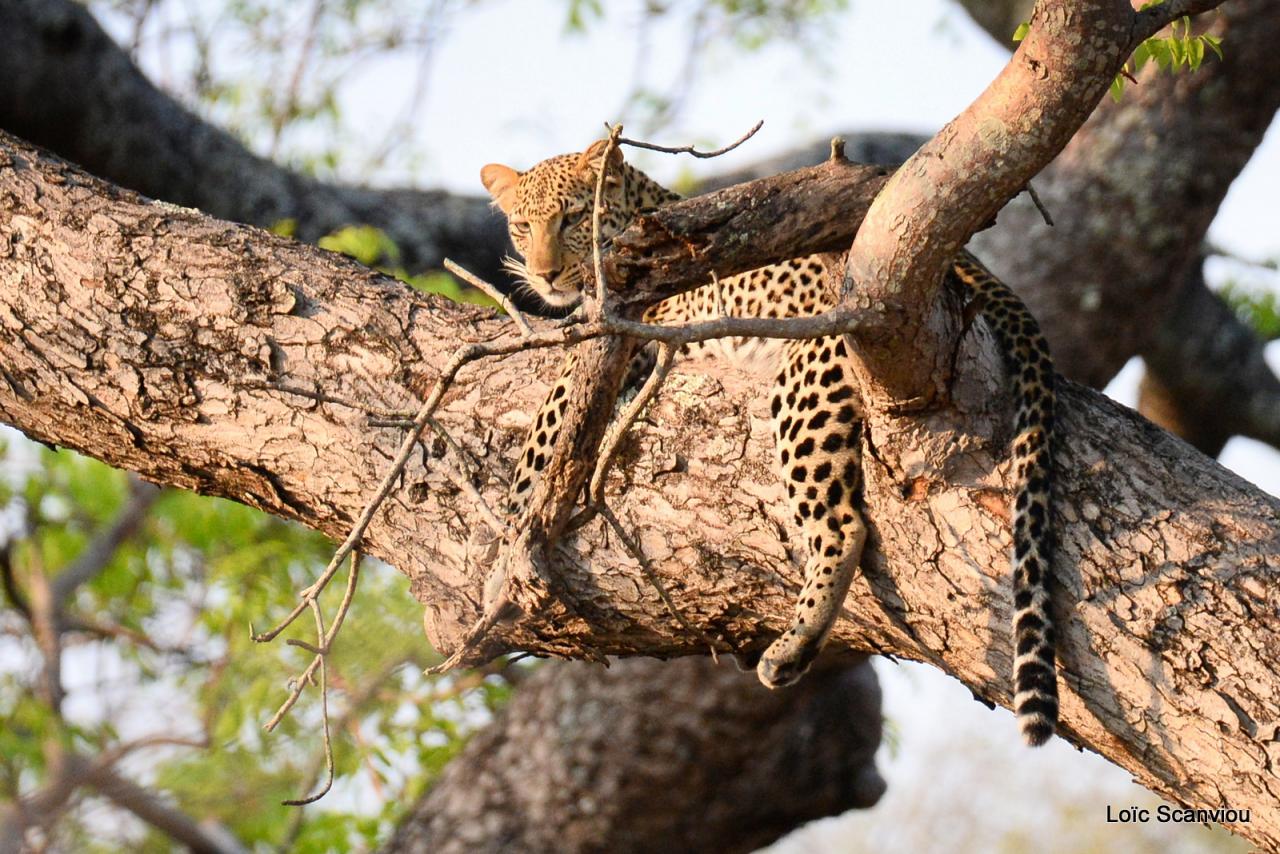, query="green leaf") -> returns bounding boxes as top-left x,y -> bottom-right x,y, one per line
404,272 -> 500,310
1133,41 -> 1152,73
1109,74 -> 1126,103
1188,37 -> 1204,70
318,225 -> 400,267
1012,21 -> 1029,42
